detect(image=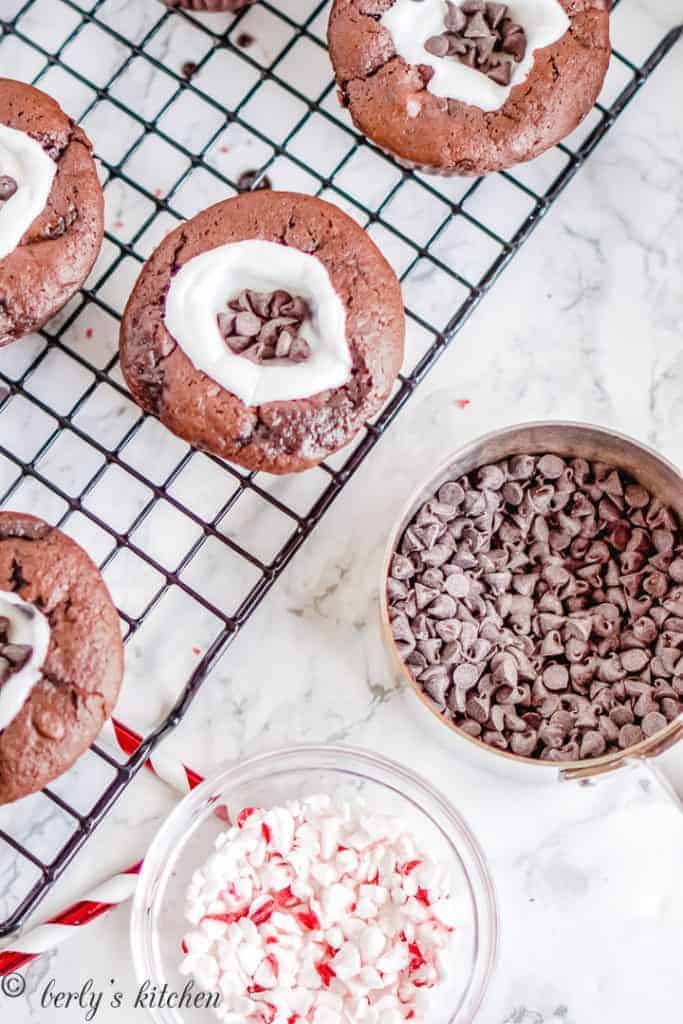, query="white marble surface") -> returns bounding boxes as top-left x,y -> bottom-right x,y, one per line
0,0 -> 682,1021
